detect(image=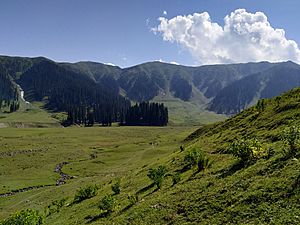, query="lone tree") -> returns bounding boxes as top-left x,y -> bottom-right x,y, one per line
147,165 -> 167,189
